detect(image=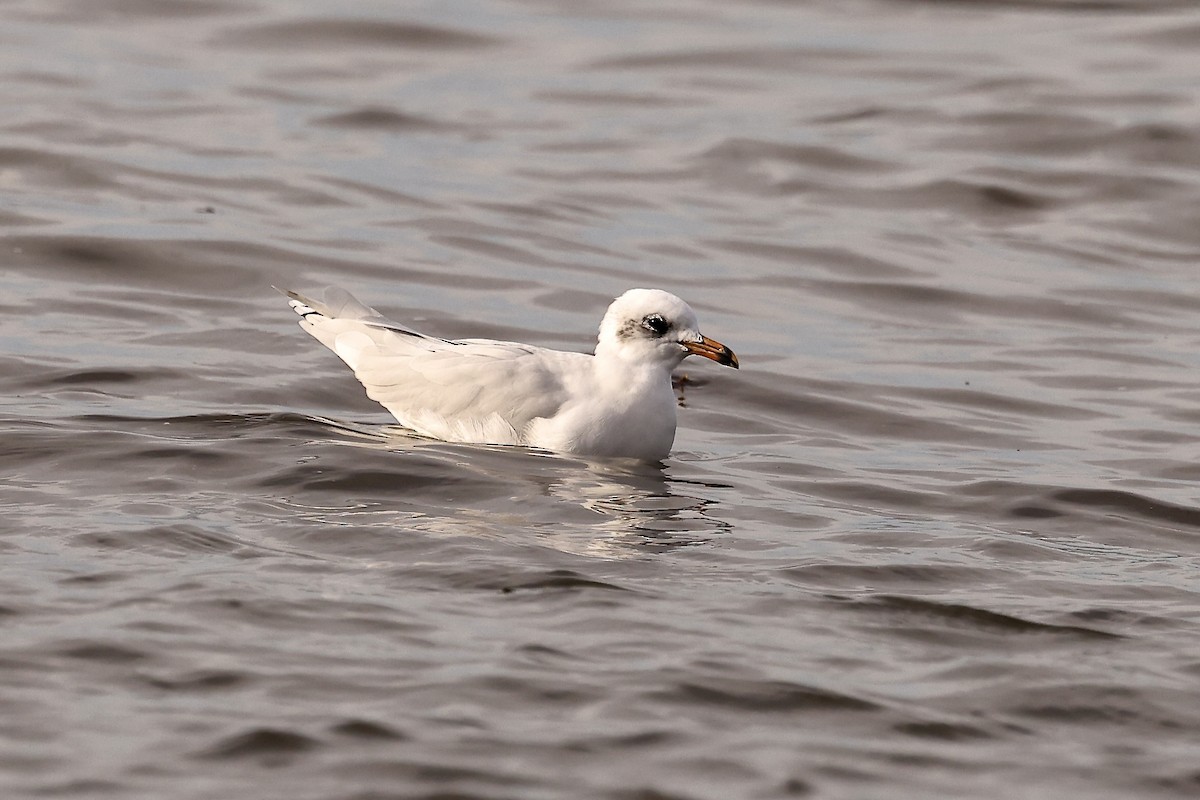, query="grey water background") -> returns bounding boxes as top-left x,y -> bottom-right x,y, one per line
4,0 -> 1200,797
